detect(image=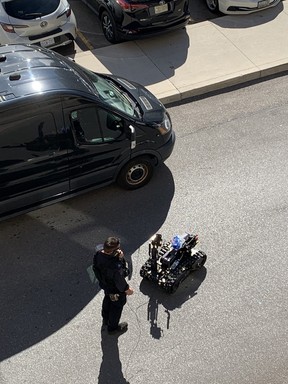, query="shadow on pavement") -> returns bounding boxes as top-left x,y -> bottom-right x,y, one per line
139,267 -> 207,339
0,165 -> 174,362
87,28 -> 190,87
189,0 -> 217,23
